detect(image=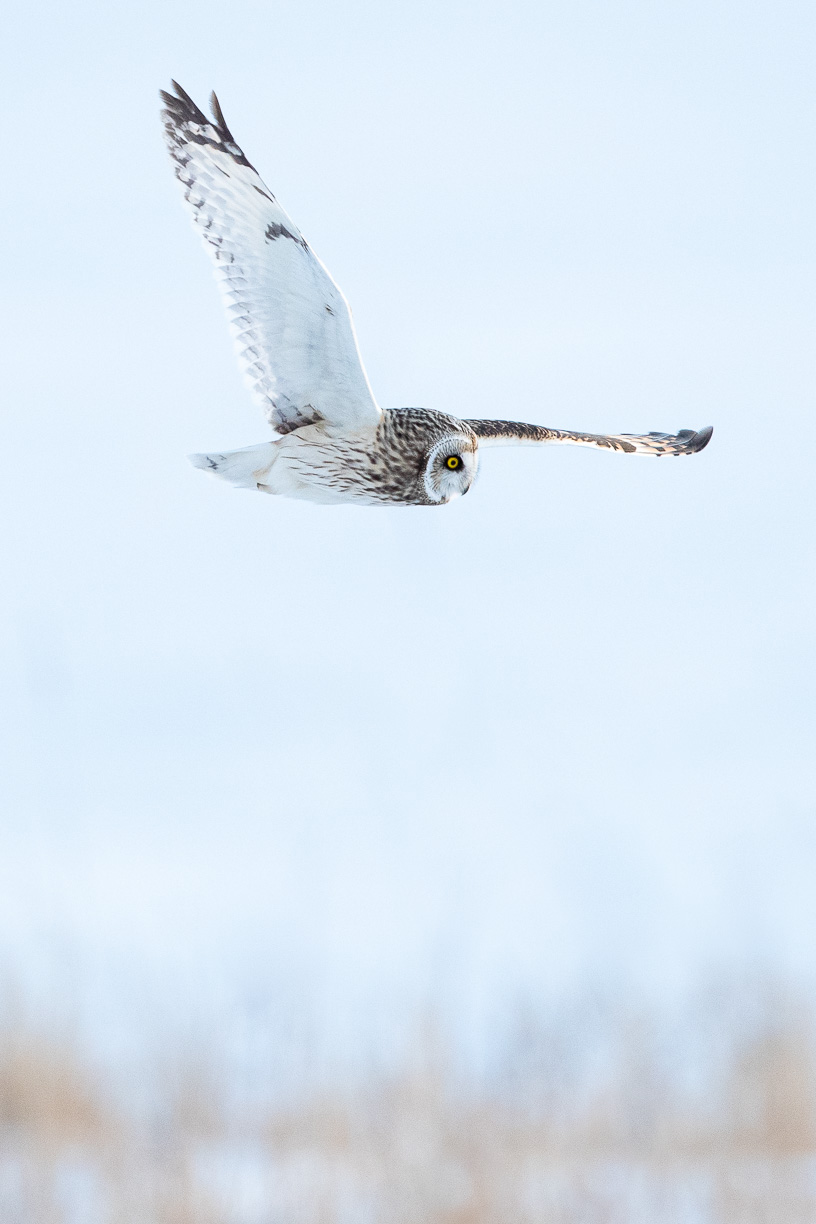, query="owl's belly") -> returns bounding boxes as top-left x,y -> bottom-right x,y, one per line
259,432 -> 395,505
